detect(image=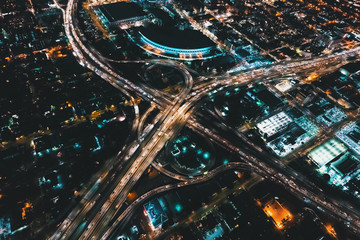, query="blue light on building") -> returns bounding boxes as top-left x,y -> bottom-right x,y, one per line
175,204 -> 182,212
203,152 -> 210,159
